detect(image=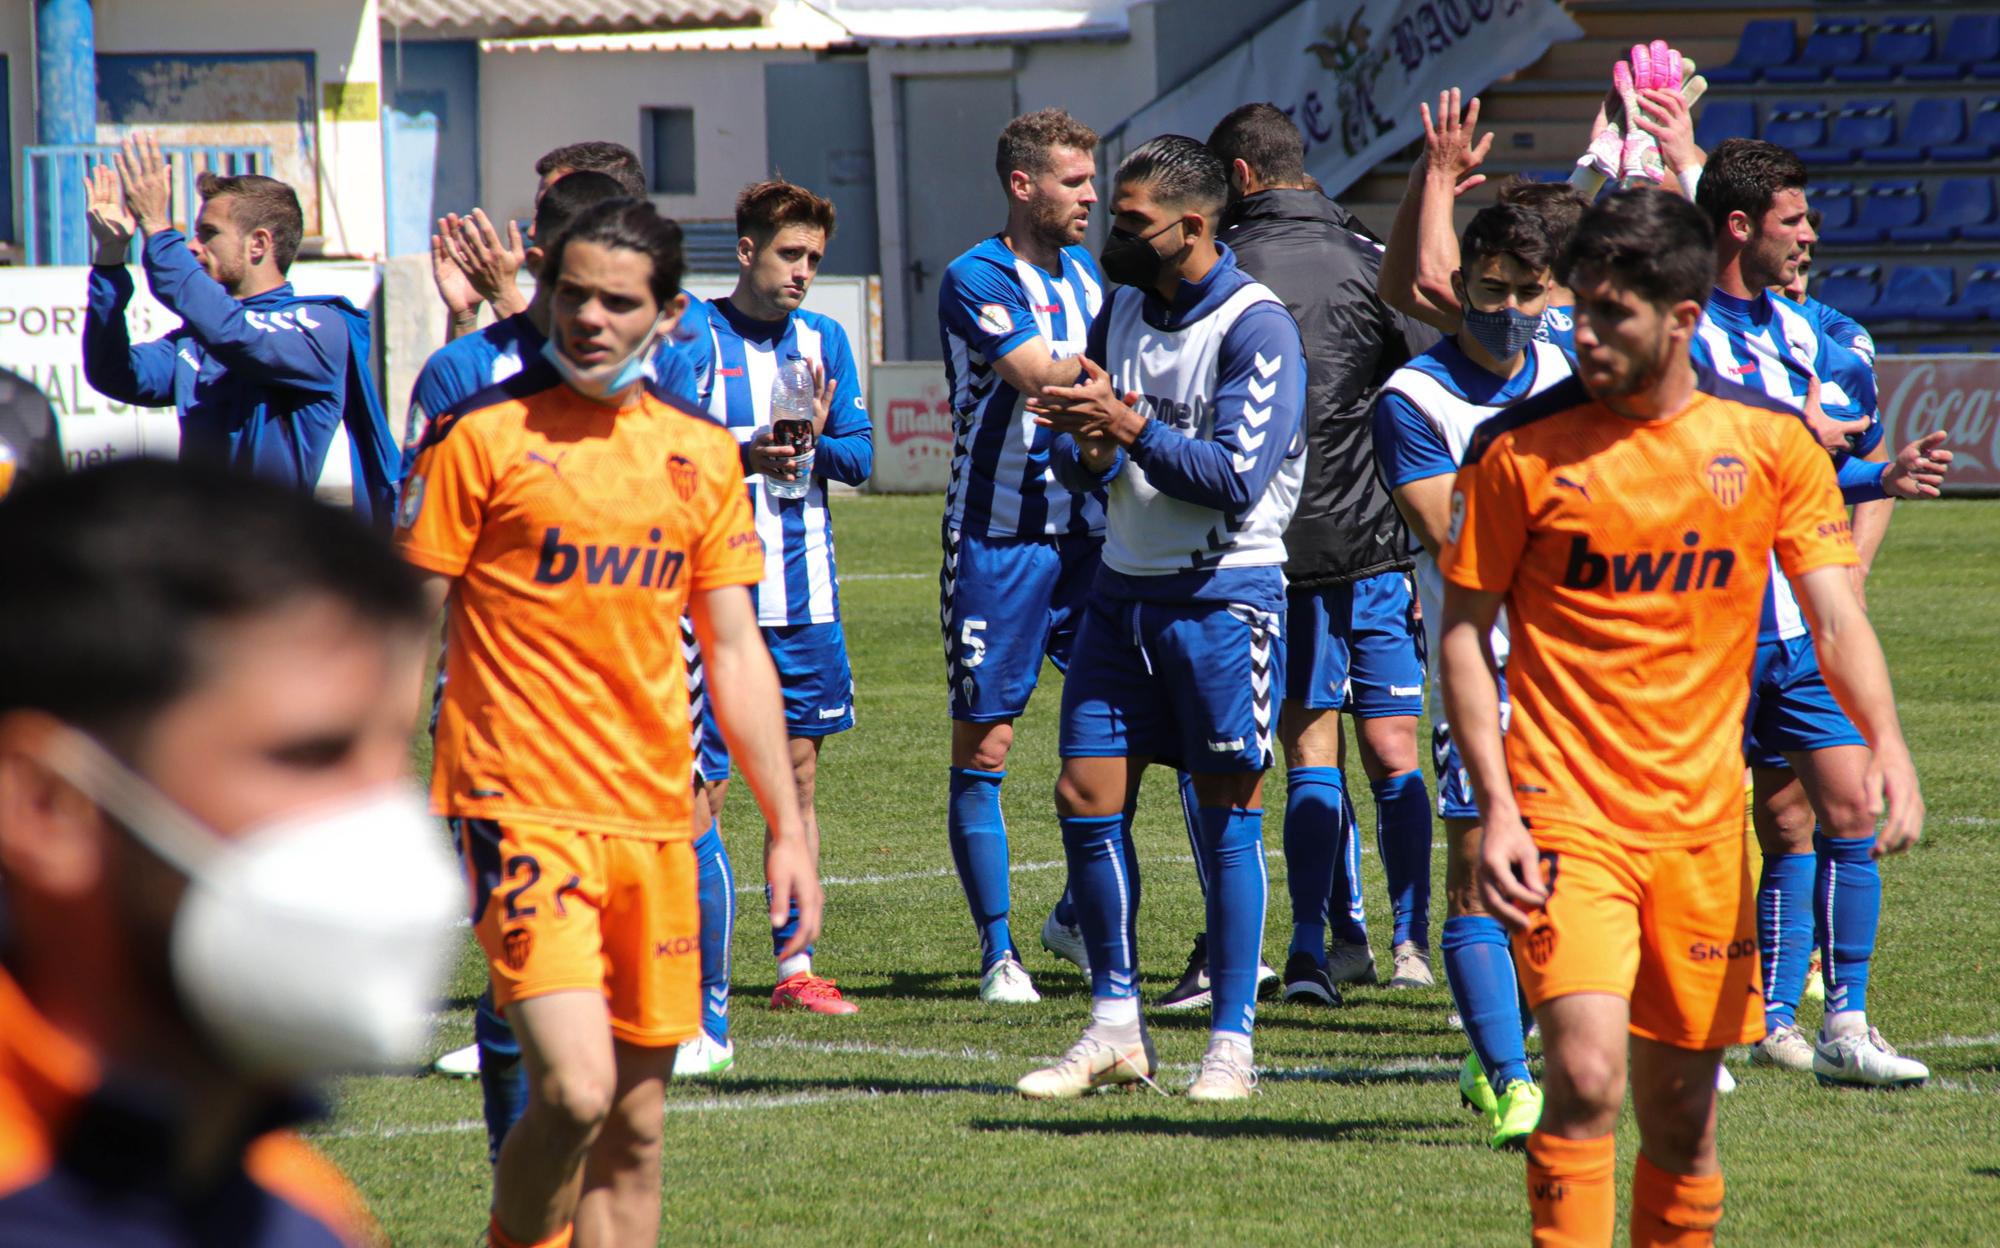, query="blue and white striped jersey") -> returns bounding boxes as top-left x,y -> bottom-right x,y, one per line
939,236 -> 1106,540
1692,287 -> 1885,643
1535,304 -> 1577,357
697,298 -> 873,627
1373,337 -> 1574,689
1052,245 -> 1305,611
